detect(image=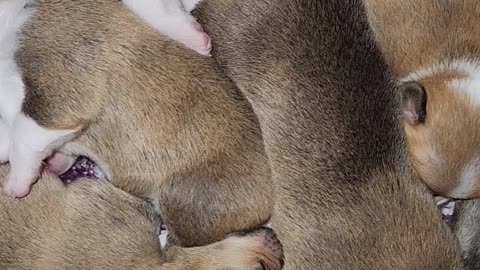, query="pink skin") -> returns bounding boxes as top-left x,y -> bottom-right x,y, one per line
174,18 -> 212,56
190,21 -> 211,55
45,152 -> 76,175
2,152 -> 75,198
3,180 -> 31,198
